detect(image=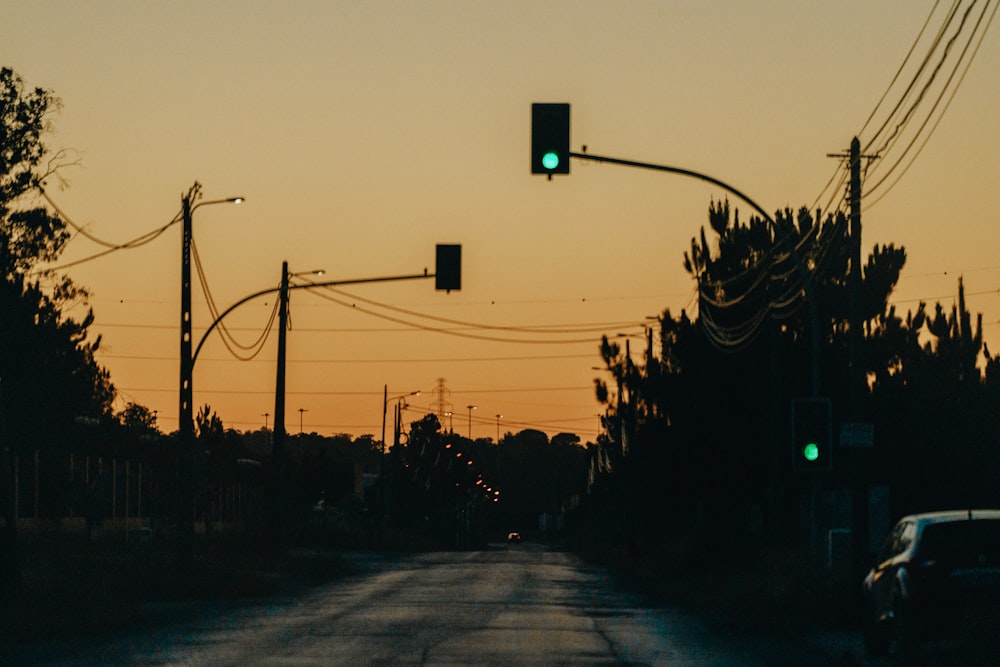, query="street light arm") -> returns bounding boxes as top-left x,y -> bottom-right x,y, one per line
190,196 -> 245,213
